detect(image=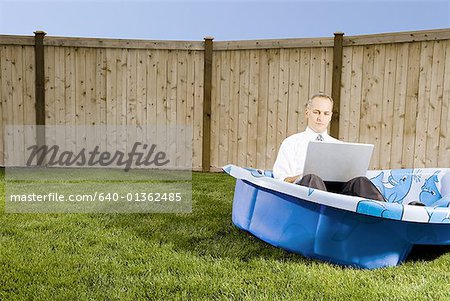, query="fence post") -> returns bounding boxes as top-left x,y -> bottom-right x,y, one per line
330,32 -> 344,138
34,30 -> 46,162
202,36 -> 214,172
